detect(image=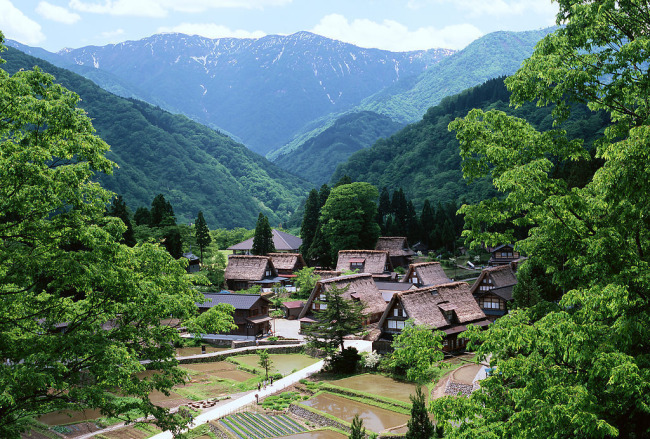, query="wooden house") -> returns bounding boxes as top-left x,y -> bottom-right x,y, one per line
281,301 -> 305,320
470,264 -> 517,320
227,229 -> 302,255
374,282 -> 491,353
224,255 -> 286,291
335,250 -> 394,281
298,273 -> 387,332
197,292 -> 271,337
400,262 -> 450,287
488,244 -> 521,267
375,237 -> 416,268
182,252 -> 201,273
